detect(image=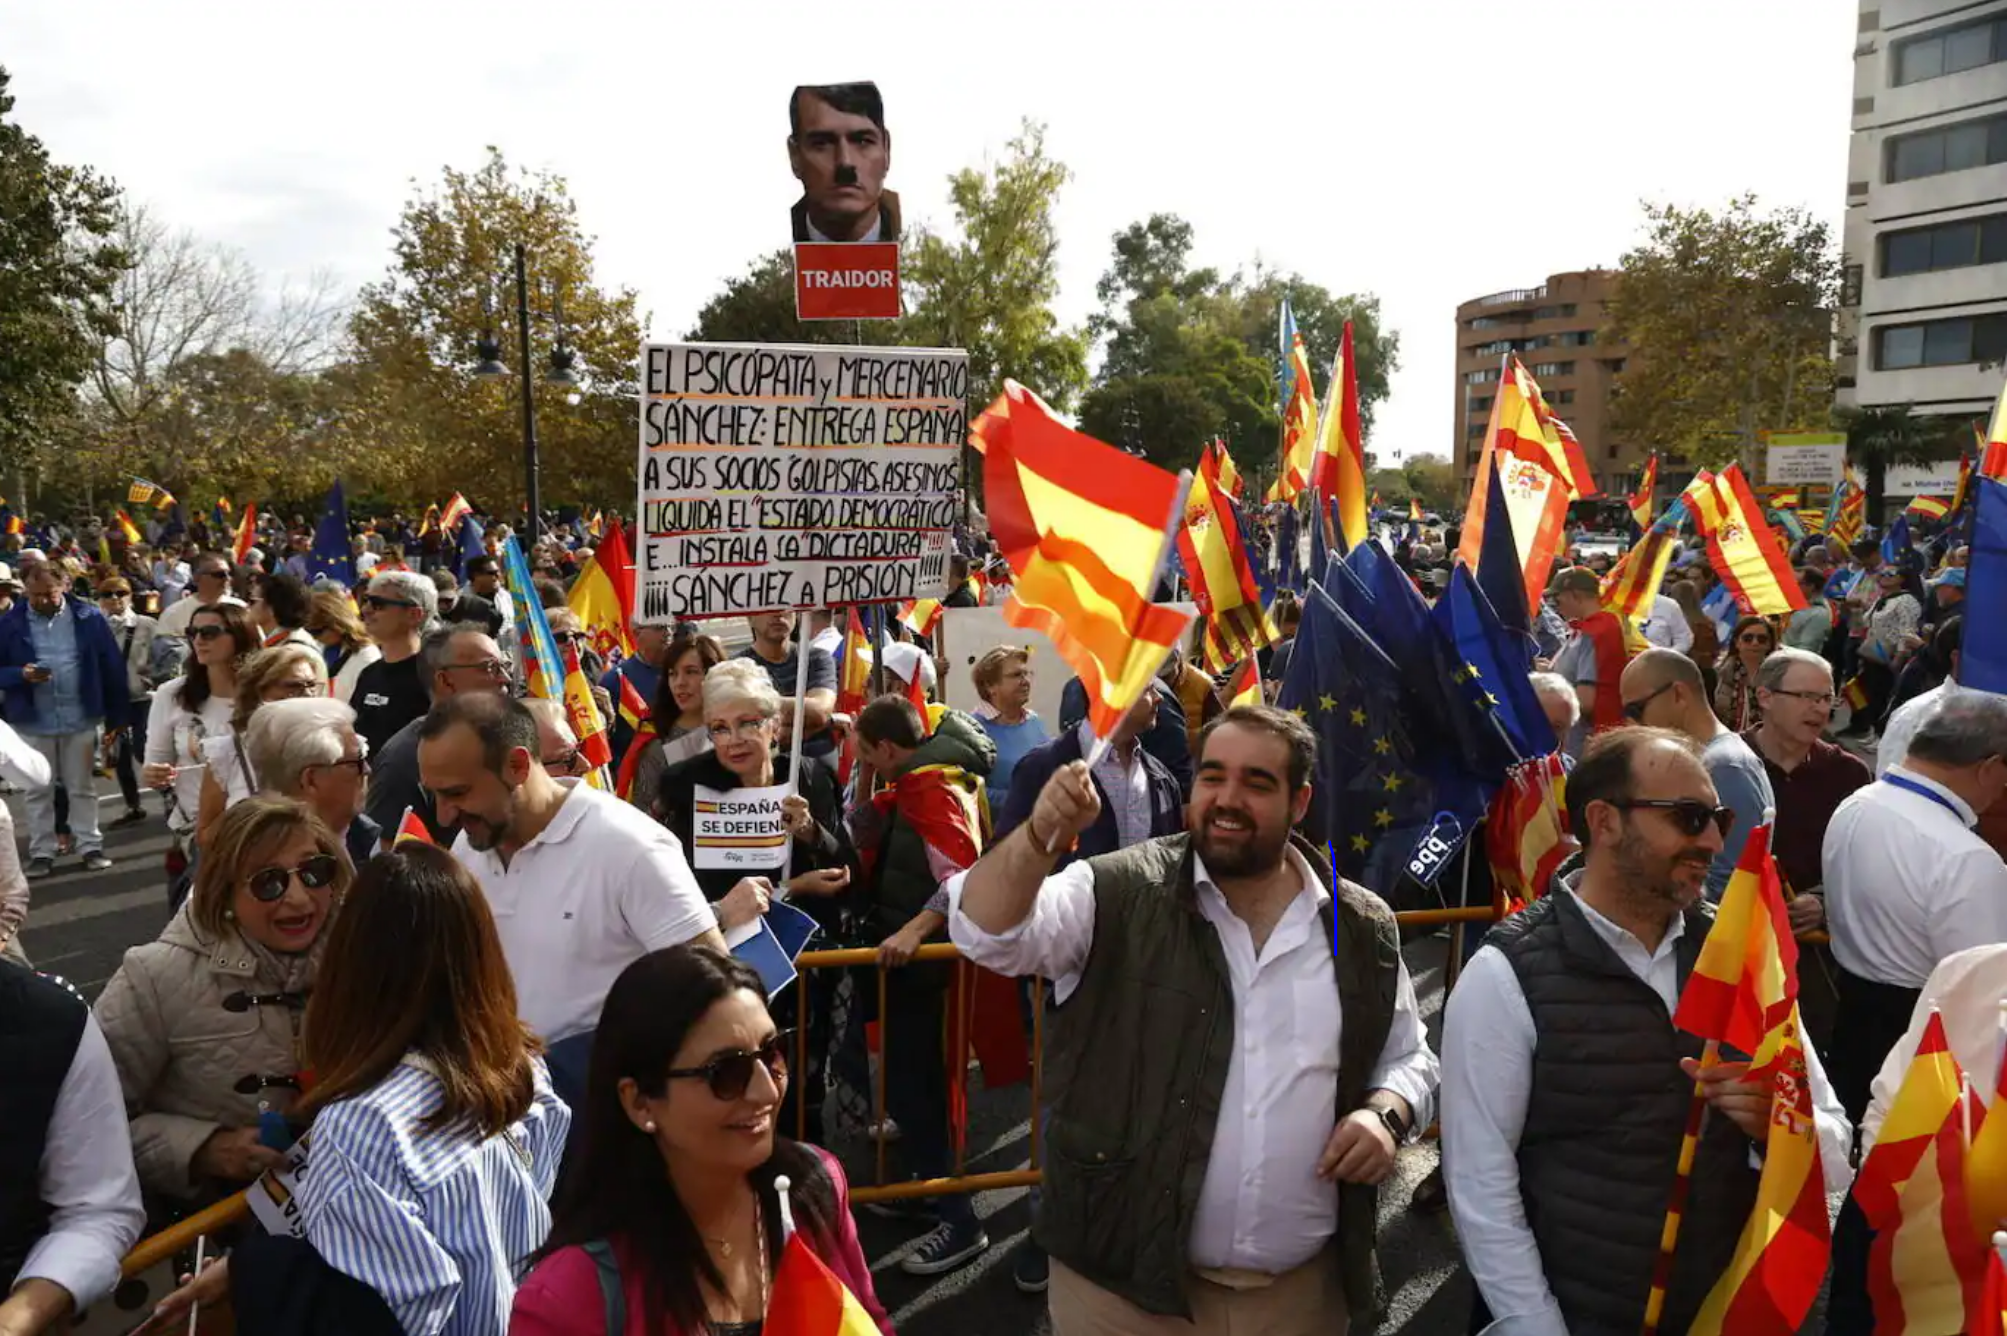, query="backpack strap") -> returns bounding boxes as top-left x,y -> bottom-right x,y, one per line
580,1238 -> 625,1335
